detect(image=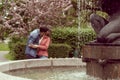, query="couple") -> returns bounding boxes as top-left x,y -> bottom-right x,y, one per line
25,25 -> 51,59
